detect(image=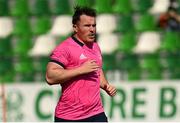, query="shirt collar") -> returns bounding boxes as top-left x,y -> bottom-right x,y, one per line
71,35 -> 84,47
